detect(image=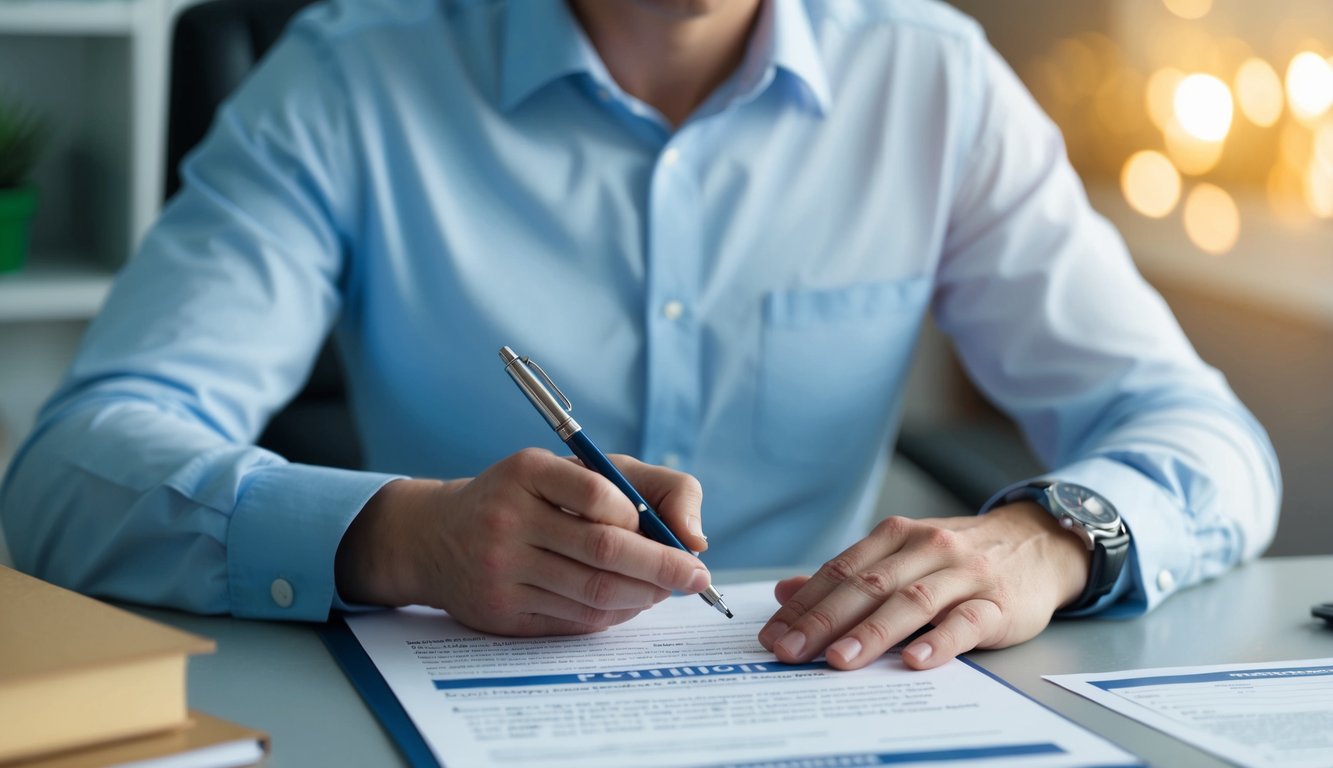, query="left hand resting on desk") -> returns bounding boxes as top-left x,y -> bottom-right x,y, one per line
757,502 -> 1093,671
